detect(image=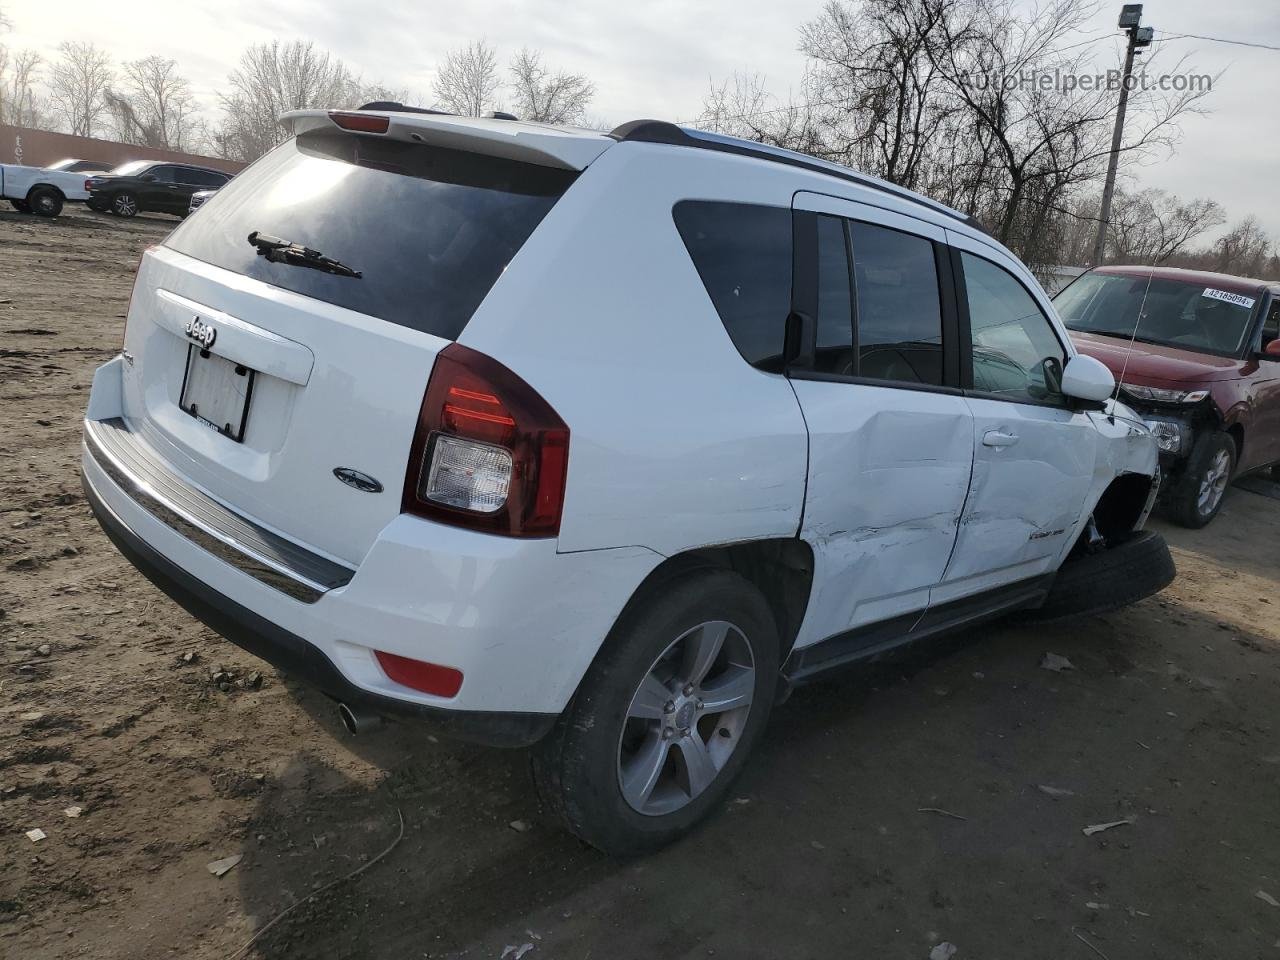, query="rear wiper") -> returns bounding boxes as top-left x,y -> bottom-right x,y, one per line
246,232 -> 362,279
